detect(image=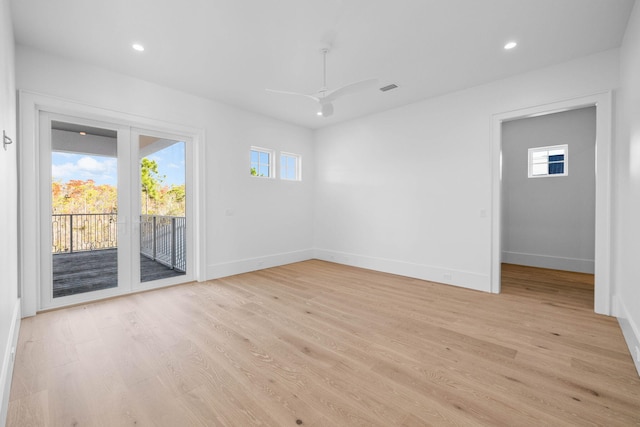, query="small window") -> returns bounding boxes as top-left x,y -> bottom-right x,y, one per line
250,147 -> 274,178
528,144 -> 568,178
280,152 -> 301,181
